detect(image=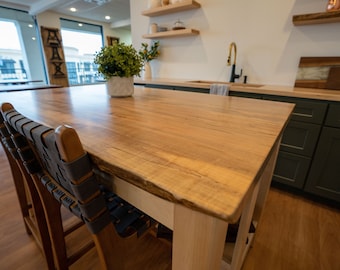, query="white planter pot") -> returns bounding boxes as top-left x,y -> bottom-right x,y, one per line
106,77 -> 134,97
